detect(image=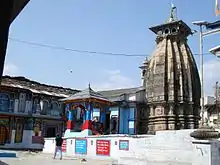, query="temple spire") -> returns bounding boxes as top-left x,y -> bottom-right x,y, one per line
167,3 -> 178,23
